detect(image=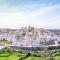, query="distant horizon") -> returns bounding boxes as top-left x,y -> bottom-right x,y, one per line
0,25 -> 60,30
